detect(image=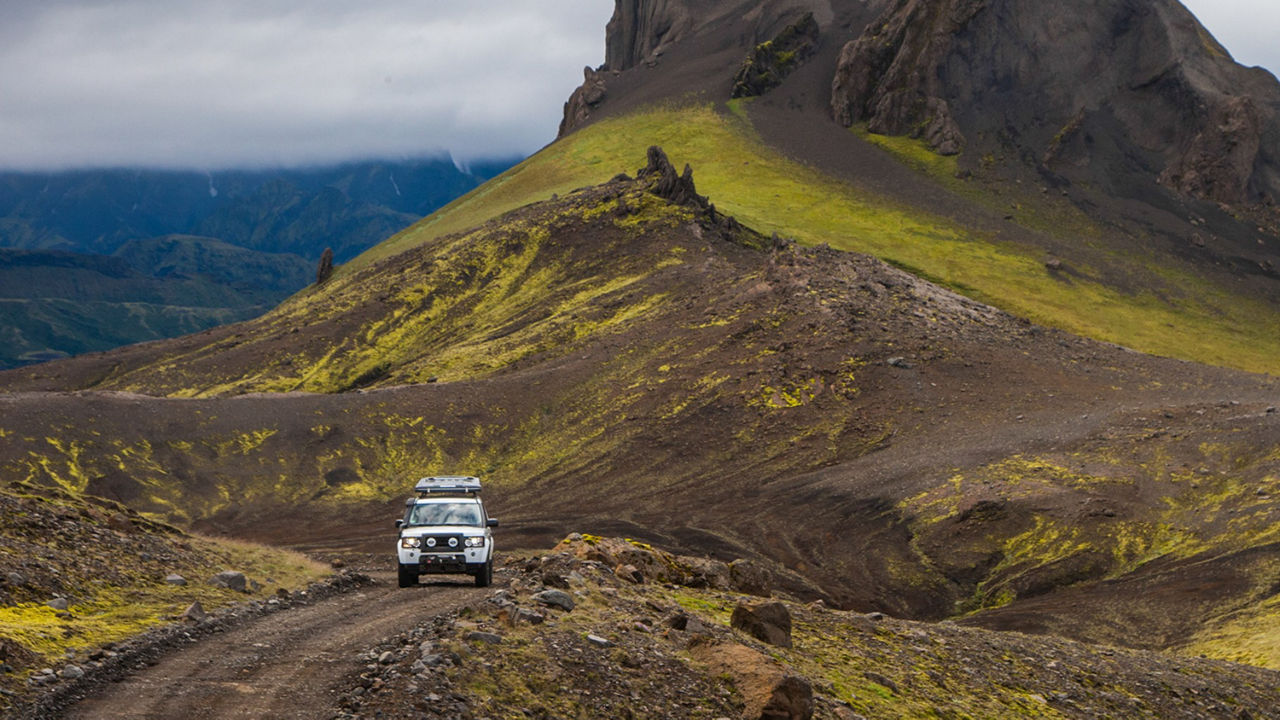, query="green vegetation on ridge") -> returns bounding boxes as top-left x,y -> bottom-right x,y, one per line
348,103 -> 1280,375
